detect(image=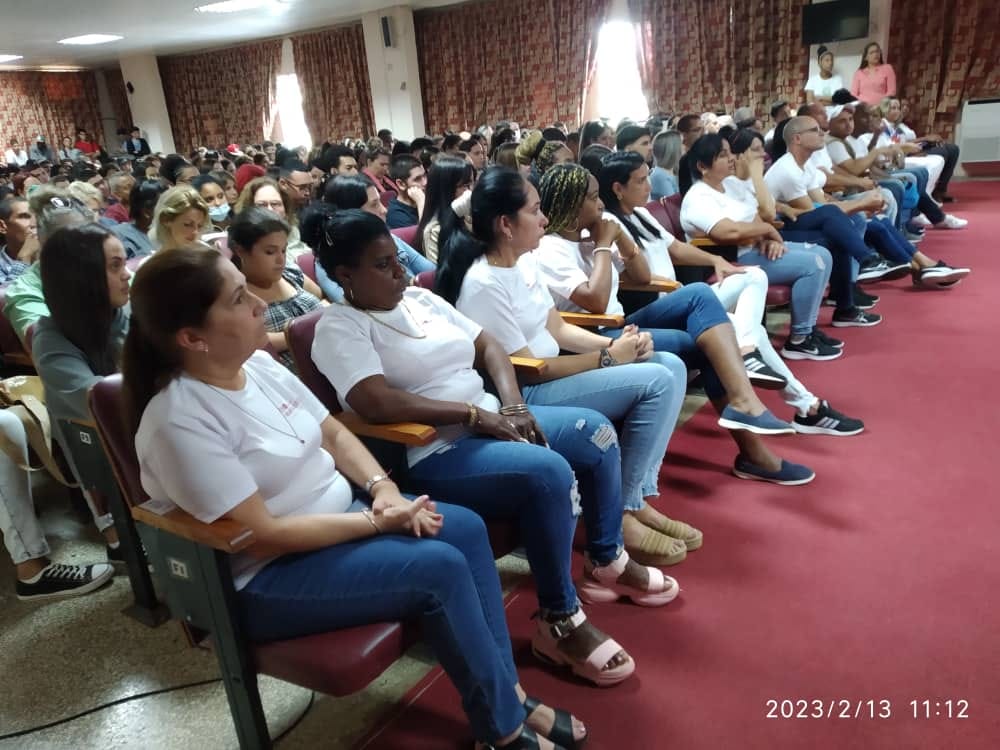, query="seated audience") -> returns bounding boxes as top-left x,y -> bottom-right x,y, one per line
459,138 -> 488,173
73,129 -> 100,156
878,97 -> 960,202
578,144 -> 613,179
111,180 -> 166,259
514,132 -> 547,178
192,174 -> 233,230
124,245 -> 587,749
764,101 -> 791,146
321,144 -> 359,176
4,139 -> 29,167
534,162 -> 812,484
616,125 -> 653,165
302,174 -> 433,301
210,169 -> 240,206
675,114 -> 704,153
312,209 -> 679,688
492,142 -> 519,170
57,136 -> 81,163
125,127 -> 151,157
228,208 -> 324,370
580,121 -> 615,151
103,173 -> 135,224
650,130 -> 681,200
805,46 -> 844,105
159,154 -> 199,186
277,160 -> 314,213
386,155 -> 426,228
533,141 -> 574,181
361,146 -> 395,194
436,168 -> 700,565
234,176 -> 309,260
415,155 -> 474,262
